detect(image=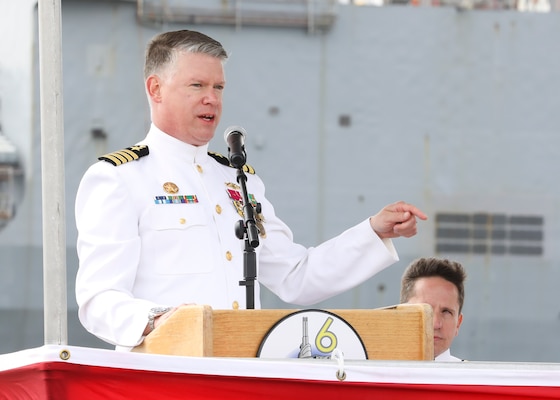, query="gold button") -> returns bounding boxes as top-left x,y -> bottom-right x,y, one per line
225,251 -> 232,261
179,218 -> 186,224
215,204 -> 222,214
232,301 -> 239,310
196,165 -> 203,173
